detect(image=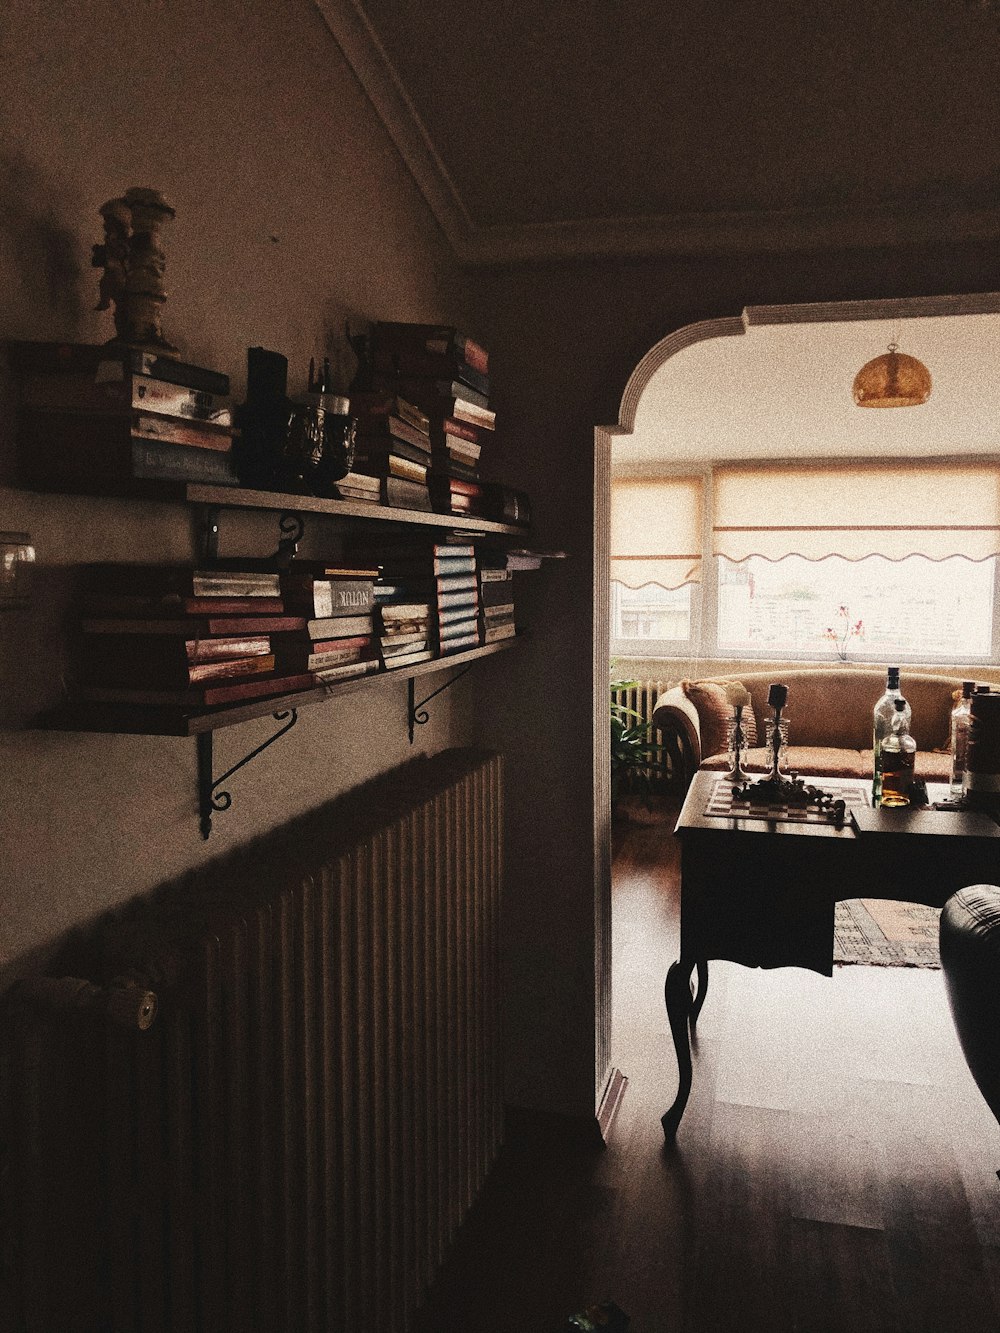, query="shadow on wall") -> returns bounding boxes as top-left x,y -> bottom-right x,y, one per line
0,151 -> 85,337
0,152 -> 88,484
